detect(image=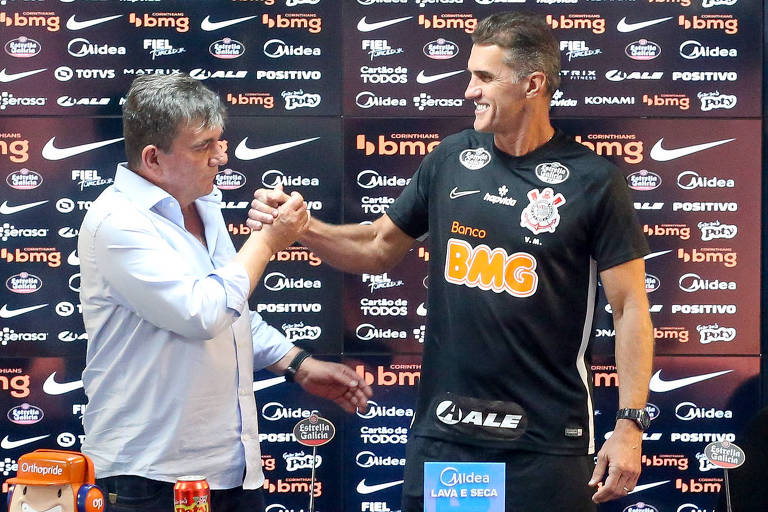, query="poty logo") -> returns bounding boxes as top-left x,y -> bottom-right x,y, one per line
5,272 -> 42,293
128,12 -> 190,32
282,90 -> 321,110
263,39 -> 321,58
698,91 -> 737,111
262,13 -> 322,33
703,0 -> 737,6
698,221 -> 737,241
67,38 -> 126,57
417,14 -> 477,33
355,91 -> 408,109
680,40 -> 737,59
0,92 -> 46,110
7,168 -> 41,189
281,322 -> 321,342
5,36 -> 41,58
261,170 -> 319,189
262,401 -> 318,421
678,15 -> 738,34
0,12 -> 60,32
546,14 -> 606,34
697,324 -> 736,344
284,451 -> 321,472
